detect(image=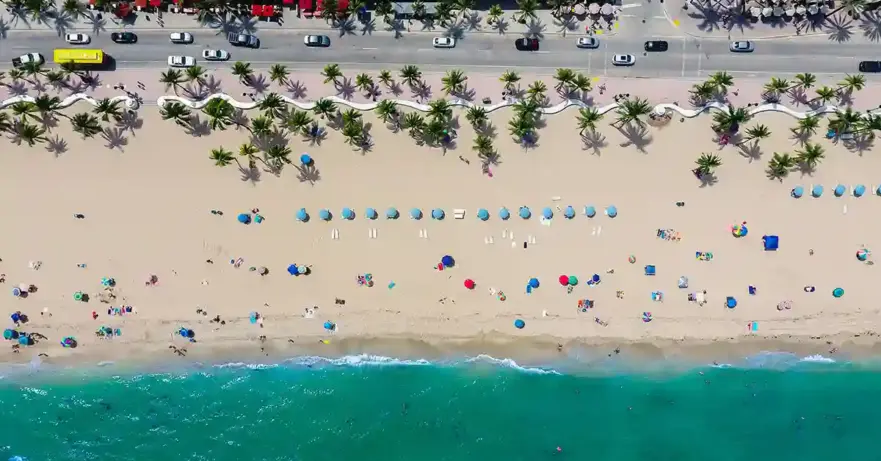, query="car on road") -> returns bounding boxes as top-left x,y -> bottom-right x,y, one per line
859,61 -> 881,73
111,31 -> 138,44
12,52 -> 44,67
612,54 -> 635,66
228,32 -> 260,48
167,55 -> 196,68
644,40 -> 668,52
65,33 -> 91,45
432,37 -> 456,48
304,35 -> 331,47
729,40 -> 754,52
575,37 -> 600,49
202,49 -> 230,61
169,32 -> 194,44
514,38 -> 539,51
